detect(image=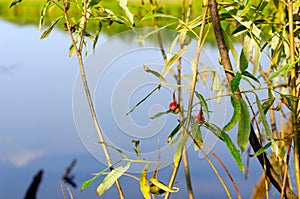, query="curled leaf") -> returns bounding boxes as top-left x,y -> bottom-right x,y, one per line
223,96 -> 241,131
